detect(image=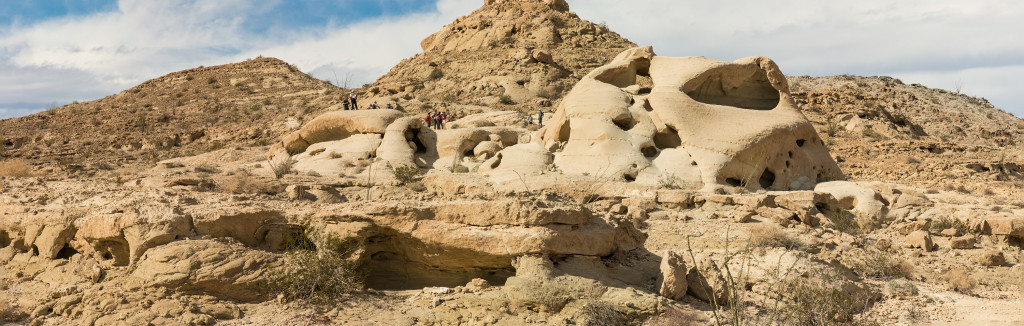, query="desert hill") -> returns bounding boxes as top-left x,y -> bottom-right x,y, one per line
2,1 -> 1024,324
0,57 -> 343,174
362,0 -> 636,115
